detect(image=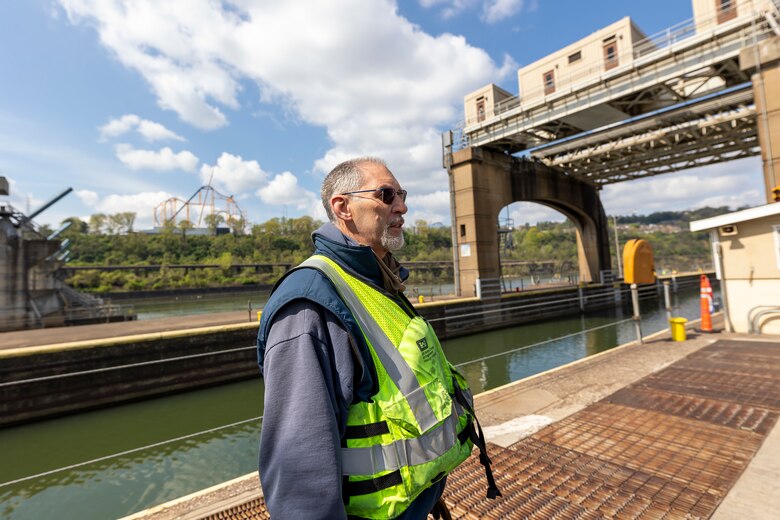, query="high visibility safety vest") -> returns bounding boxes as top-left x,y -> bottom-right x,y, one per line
298,255 -> 499,519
